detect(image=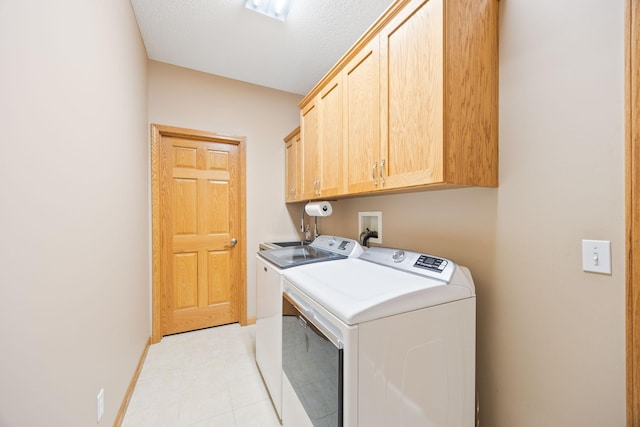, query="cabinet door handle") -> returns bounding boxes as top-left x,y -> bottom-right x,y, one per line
372,161 -> 378,185
380,159 -> 386,185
